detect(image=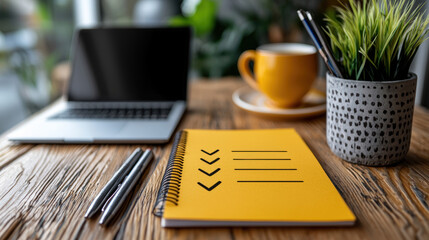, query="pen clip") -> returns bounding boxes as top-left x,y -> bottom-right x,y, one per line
102,184 -> 122,212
